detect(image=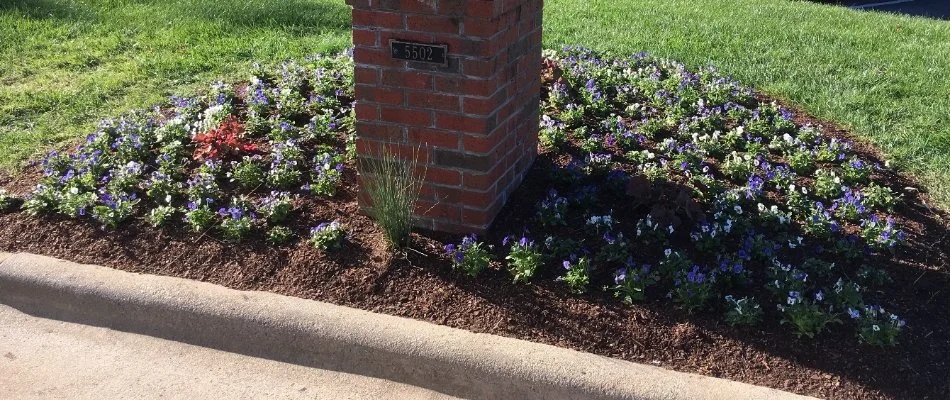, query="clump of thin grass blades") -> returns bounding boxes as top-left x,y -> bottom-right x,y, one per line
359,147 -> 425,249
